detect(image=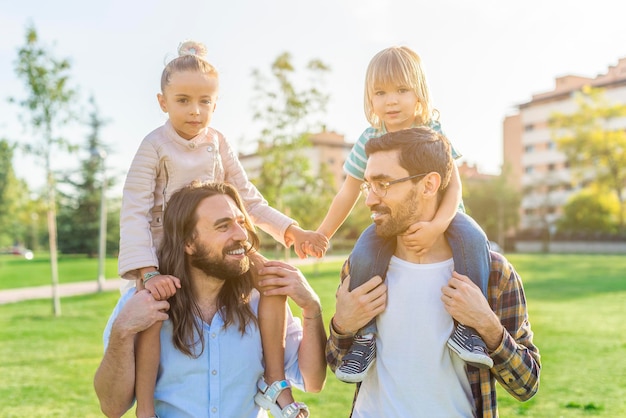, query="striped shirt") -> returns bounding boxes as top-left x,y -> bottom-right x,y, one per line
343,120 -> 461,181
326,251 -> 541,418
